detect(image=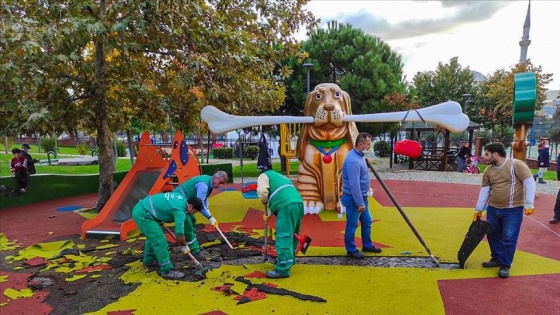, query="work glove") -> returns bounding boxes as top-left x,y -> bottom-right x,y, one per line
524,203 -> 535,215
262,214 -> 270,222
208,216 -> 219,227
473,210 -> 485,221
180,245 -> 191,255
367,188 -> 373,197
